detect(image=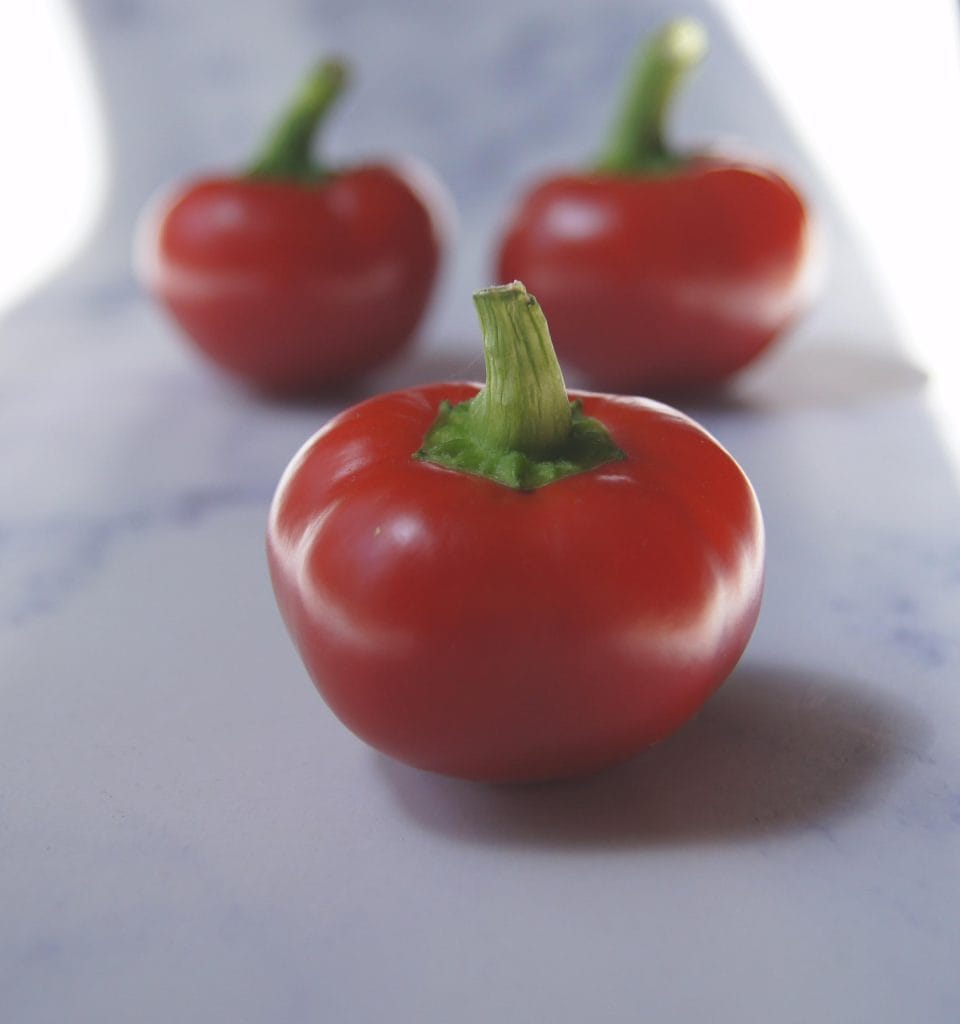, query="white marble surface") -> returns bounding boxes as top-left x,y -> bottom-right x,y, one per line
2,2 -> 959,1021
